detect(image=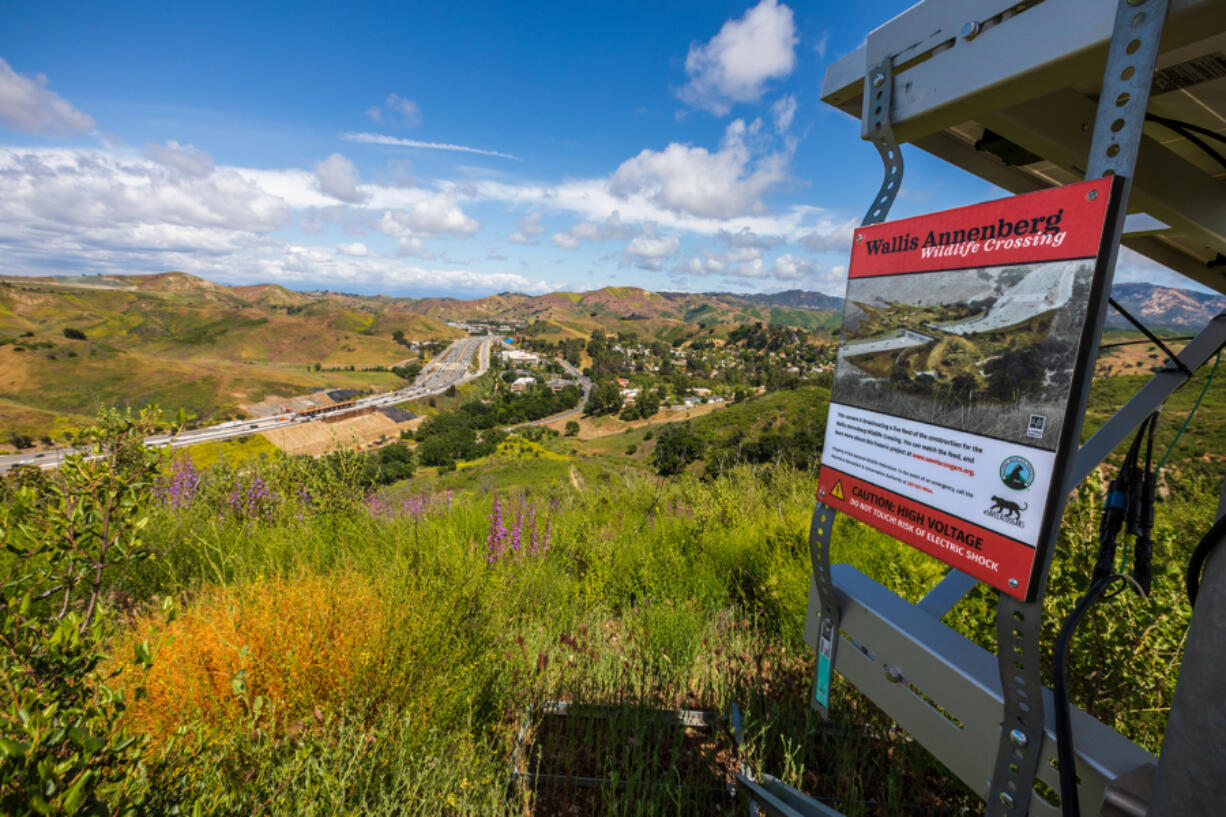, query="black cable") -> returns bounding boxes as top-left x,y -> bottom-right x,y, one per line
1147,115 -> 1226,146
1133,417 -> 1157,594
1095,415 -> 1151,581
1145,113 -> 1226,171
1186,513 -> 1226,607
1056,416 -> 1160,816
1053,574 -> 1122,817
1107,299 -> 1193,377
